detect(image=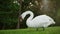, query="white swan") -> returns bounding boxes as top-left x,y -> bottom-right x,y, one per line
20,11 -> 55,31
